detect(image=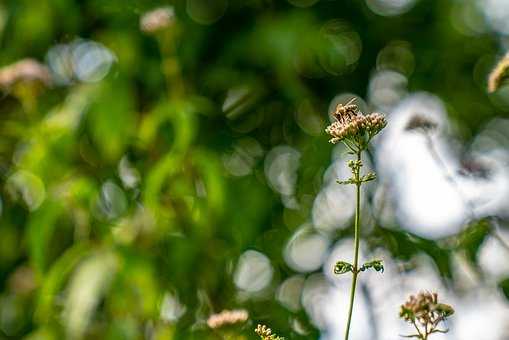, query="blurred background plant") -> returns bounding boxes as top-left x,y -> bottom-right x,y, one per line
399,292 -> 454,339
0,0 -> 509,339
